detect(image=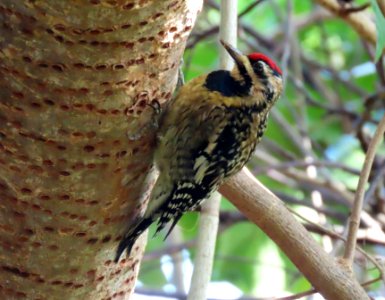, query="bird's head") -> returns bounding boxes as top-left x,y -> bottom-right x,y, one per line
220,39 -> 283,106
